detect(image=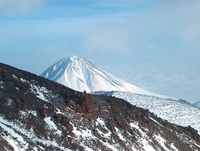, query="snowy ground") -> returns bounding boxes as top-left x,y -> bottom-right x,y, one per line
98,91 -> 200,134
